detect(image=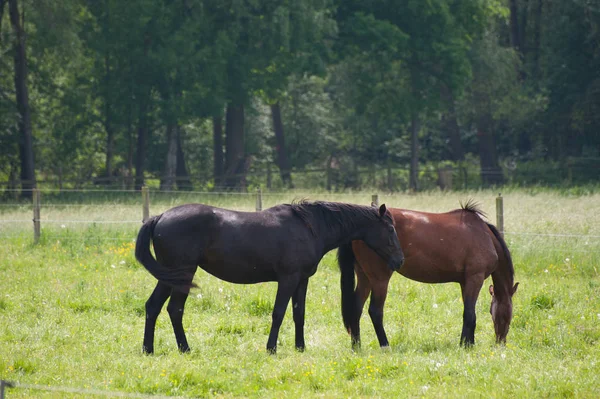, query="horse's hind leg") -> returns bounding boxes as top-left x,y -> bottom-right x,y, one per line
368,280 -> 391,348
351,266 -> 372,349
292,277 -> 309,352
460,274 -> 485,347
144,282 -> 172,354
167,289 -> 191,353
